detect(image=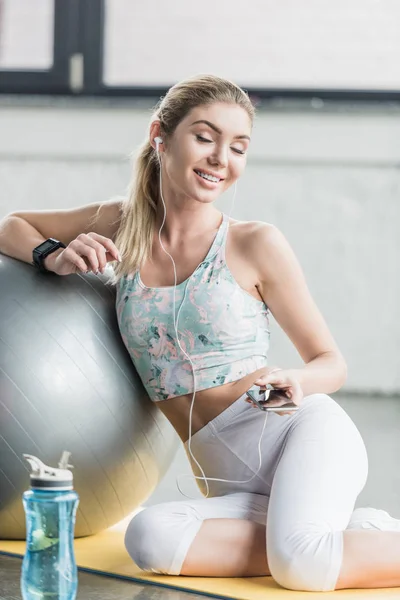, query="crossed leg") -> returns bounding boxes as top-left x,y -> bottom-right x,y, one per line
126,394 -> 400,590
